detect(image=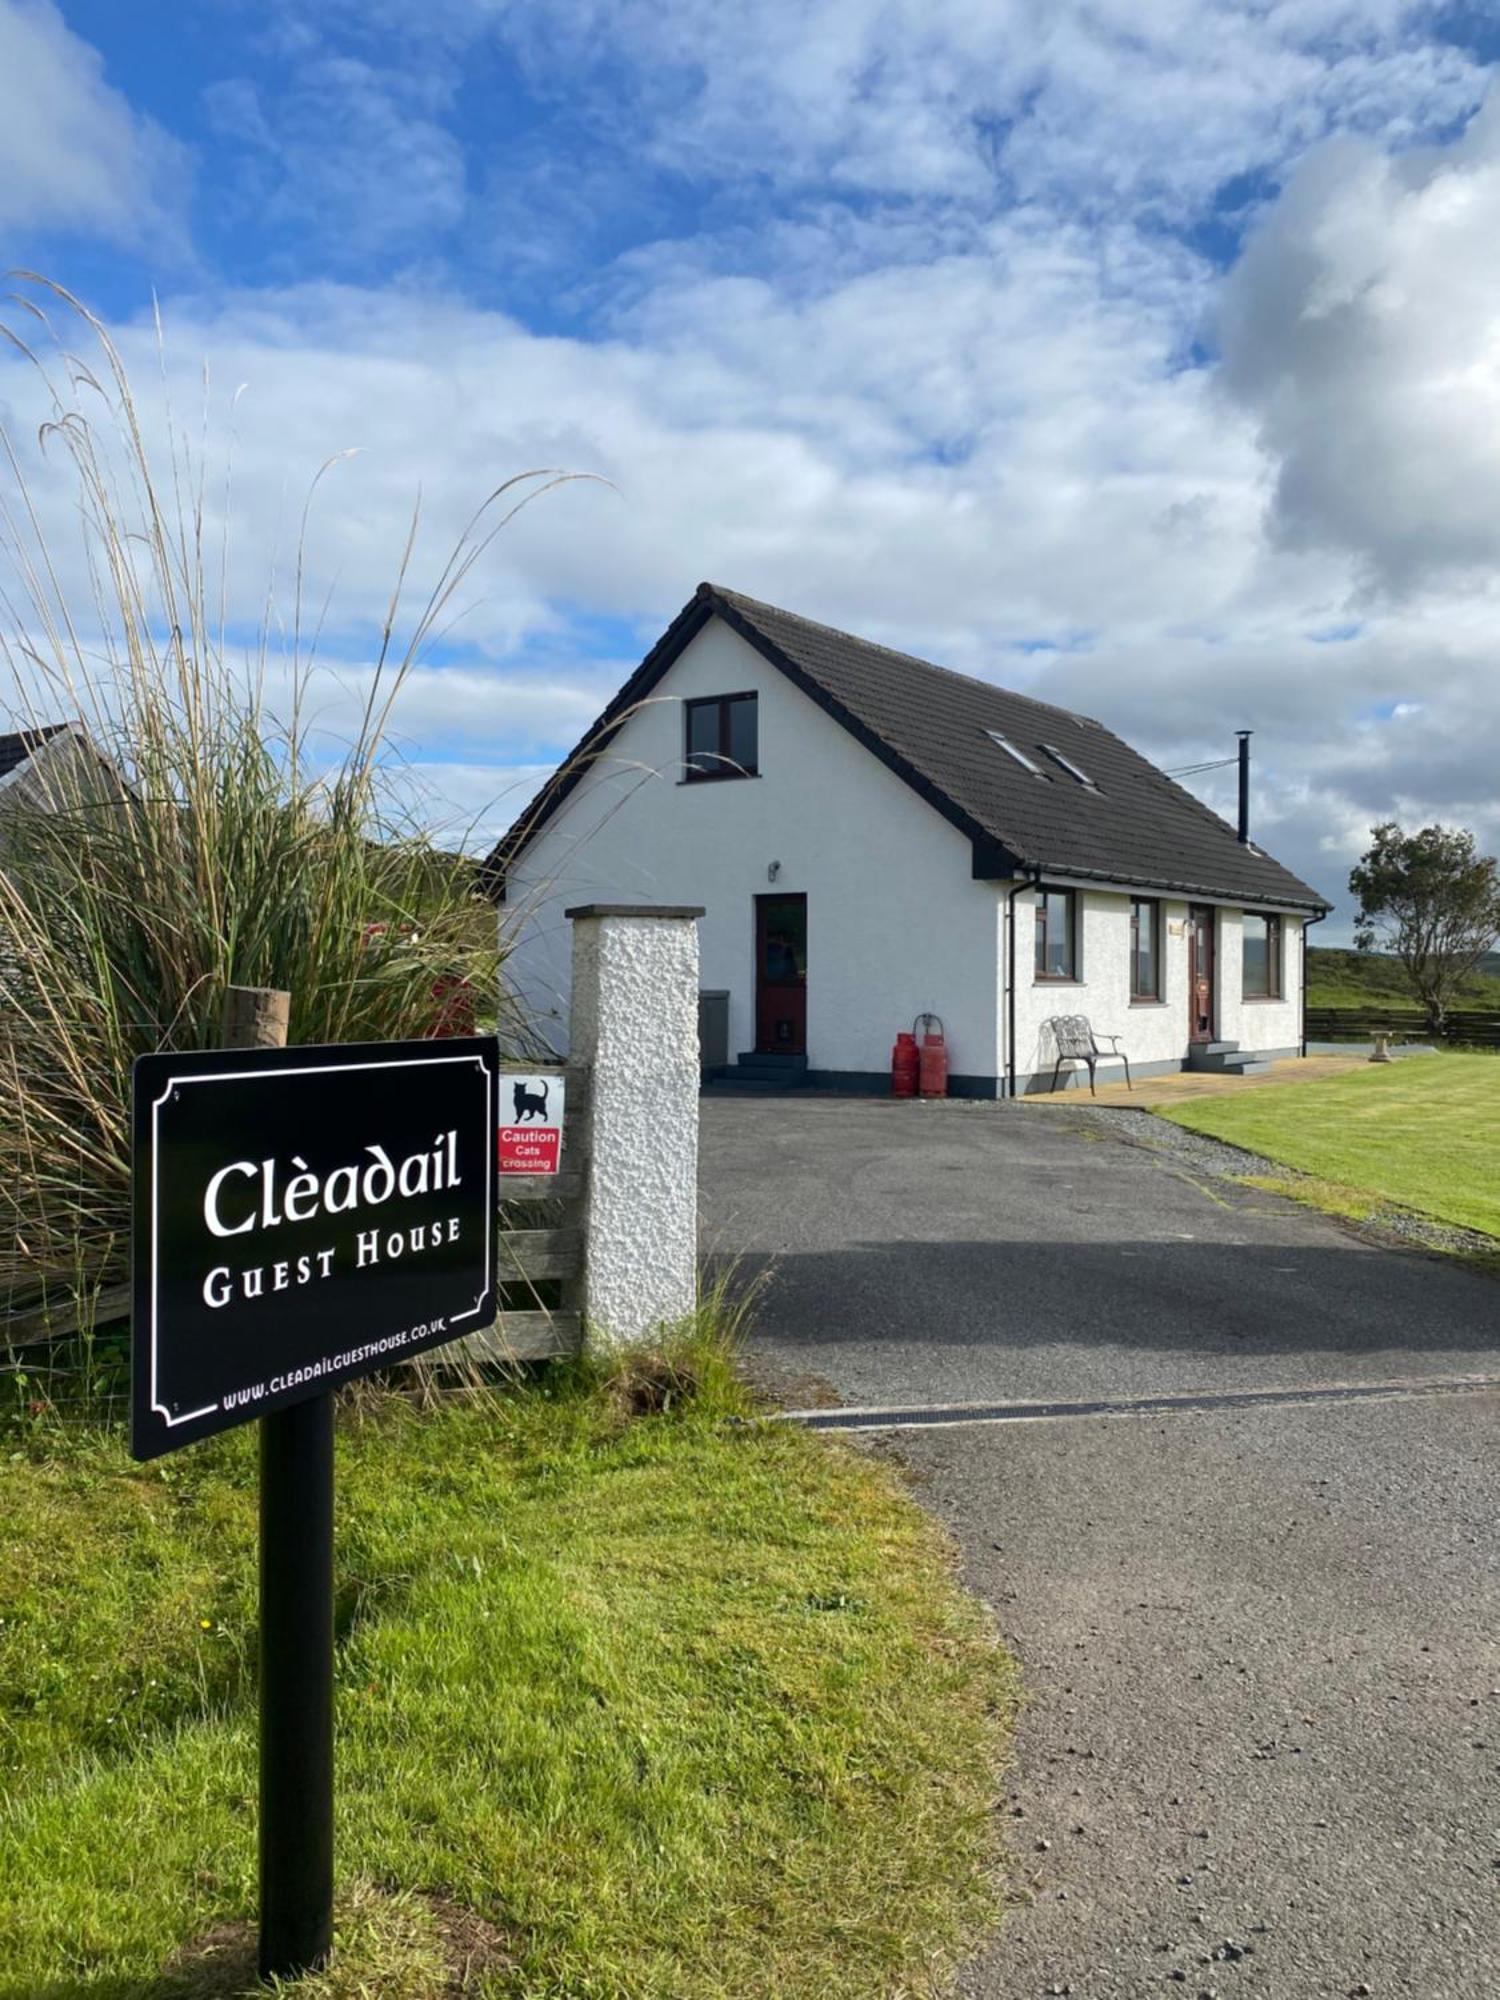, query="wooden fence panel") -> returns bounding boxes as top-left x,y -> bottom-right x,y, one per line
498,1169 -> 586,1203
467,1312 -> 582,1363
1306,1006 -> 1500,1046
2,1281 -> 129,1350
467,1058 -> 589,1362
497,1228 -> 581,1281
